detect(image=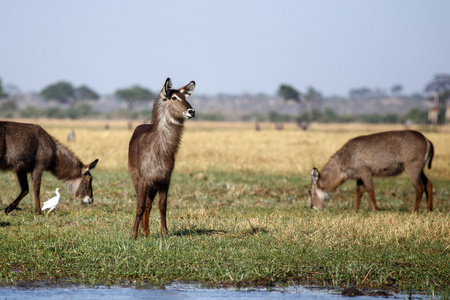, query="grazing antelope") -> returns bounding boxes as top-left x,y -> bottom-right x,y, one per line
309,130 -> 434,212
128,78 -> 195,238
0,121 -> 98,214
